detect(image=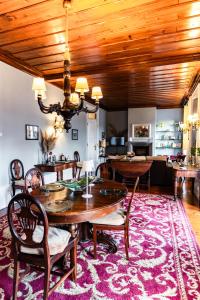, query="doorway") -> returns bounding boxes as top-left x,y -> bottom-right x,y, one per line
86,114 -> 99,168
